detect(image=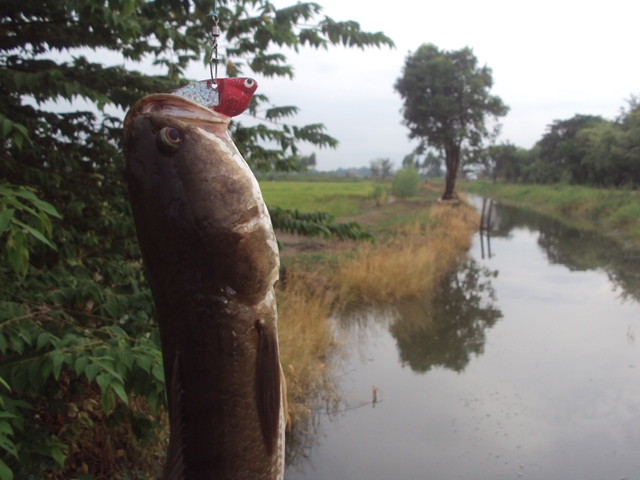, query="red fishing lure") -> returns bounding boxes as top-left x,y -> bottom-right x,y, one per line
214,77 -> 258,117
172,77 -> 258,117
